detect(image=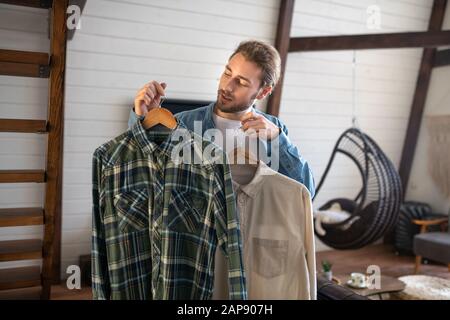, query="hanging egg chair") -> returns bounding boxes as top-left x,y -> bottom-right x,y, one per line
313,128 -> 403,249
